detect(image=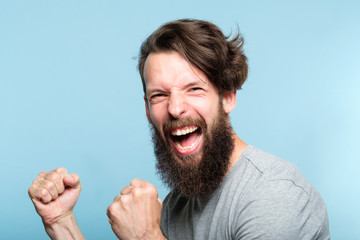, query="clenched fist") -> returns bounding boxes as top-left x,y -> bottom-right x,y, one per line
28,168 -> 84,240
107,179 -> 166,240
